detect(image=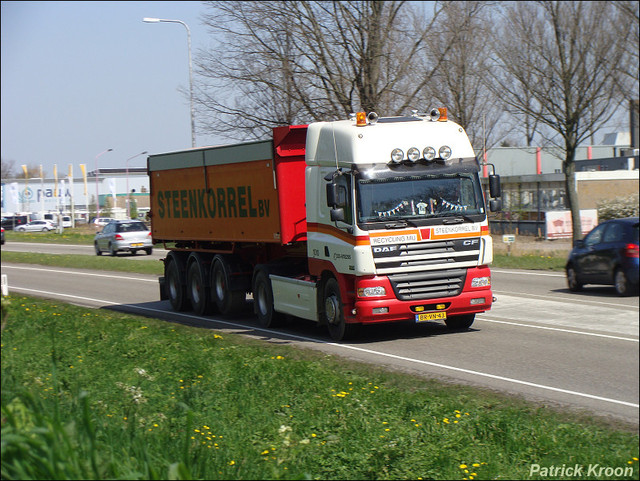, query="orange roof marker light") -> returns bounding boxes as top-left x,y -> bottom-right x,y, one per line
438,107 -> 448,121
356,111 -> 367,126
